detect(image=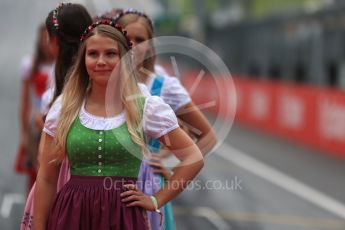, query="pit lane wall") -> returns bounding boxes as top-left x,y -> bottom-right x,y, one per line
181,71 -> 345,157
